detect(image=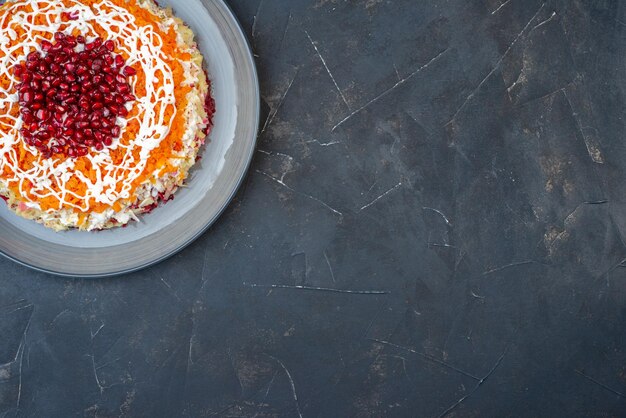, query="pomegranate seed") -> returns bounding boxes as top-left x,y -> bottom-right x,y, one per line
34,92 -> 44,101
114,55 -> 124,67
54,53 -> 67,63
104,40 -> 115,52
103,137 -> 113,146
54,32 -> 65,41
41,40 -> 53,52
123,66 -> 136,76
77,35 -> 85,44
111,126 -> 121,136
27,52 -> 39,61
